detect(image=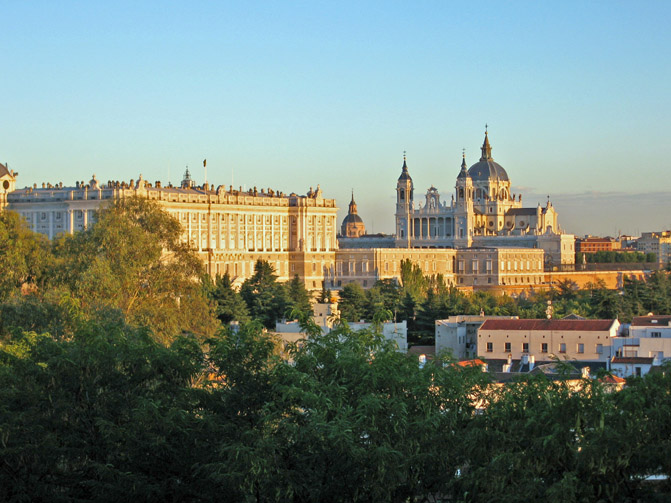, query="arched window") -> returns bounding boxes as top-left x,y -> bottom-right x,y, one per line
400,189 -> 405,201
